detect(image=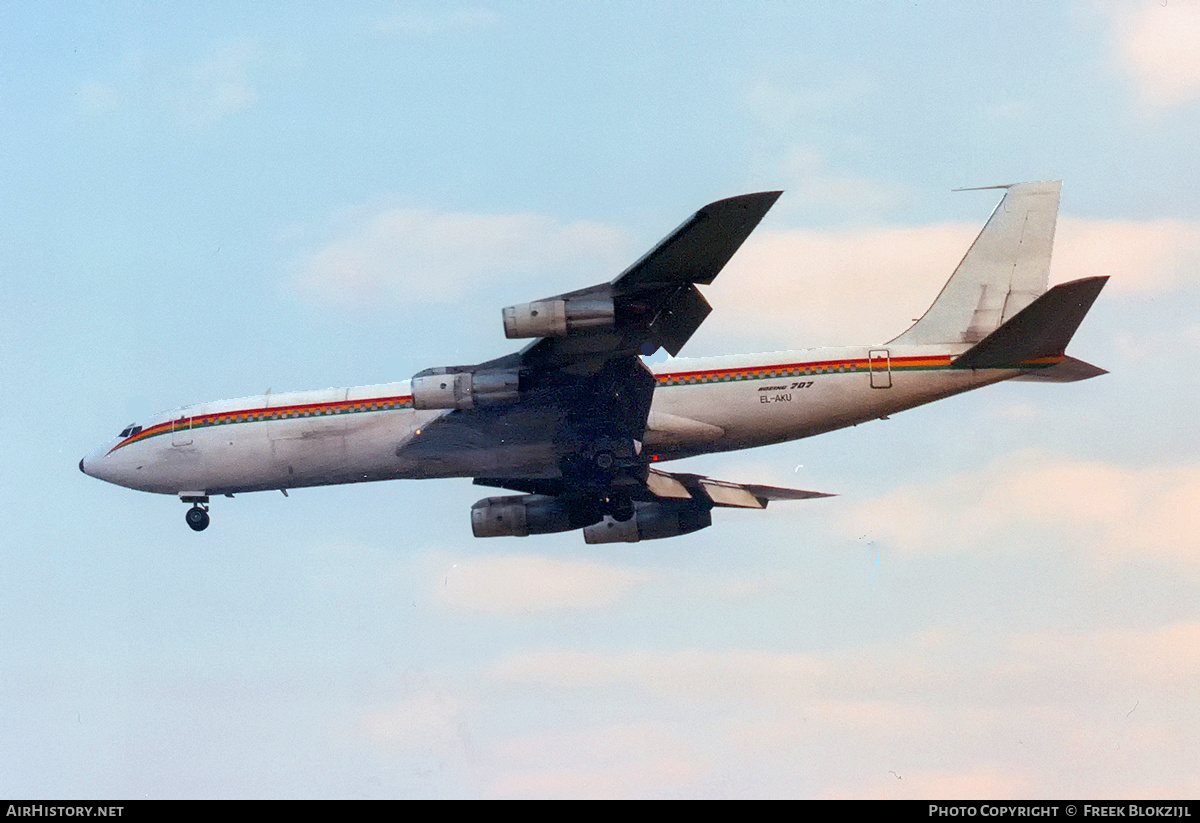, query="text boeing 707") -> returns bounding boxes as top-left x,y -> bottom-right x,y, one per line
81,181 -> 1106,542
